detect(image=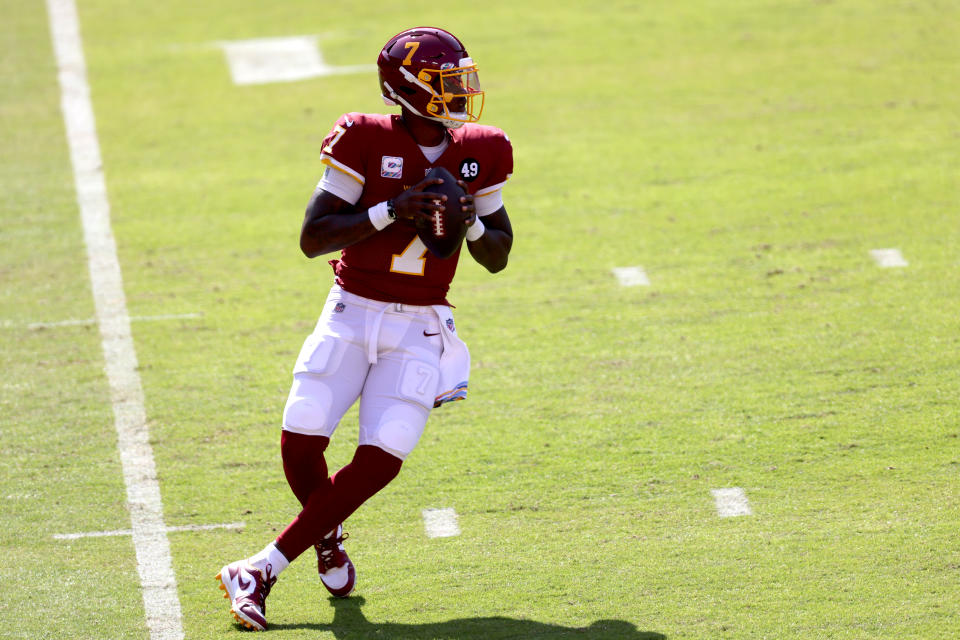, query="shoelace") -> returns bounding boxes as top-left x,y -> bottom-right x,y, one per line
256,564 -> 277,614
315,532 -> 349,571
